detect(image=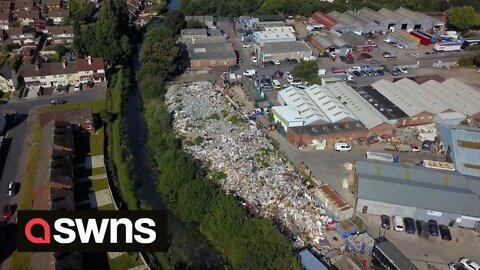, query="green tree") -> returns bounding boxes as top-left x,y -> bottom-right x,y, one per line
42,4 -> 49,15
448,6 -> 480,31
163,10 -> 186,36
177,179 -> 216,223
69,0 -> 95,22
186,19 -> 205,29
291,60 -> 321,84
